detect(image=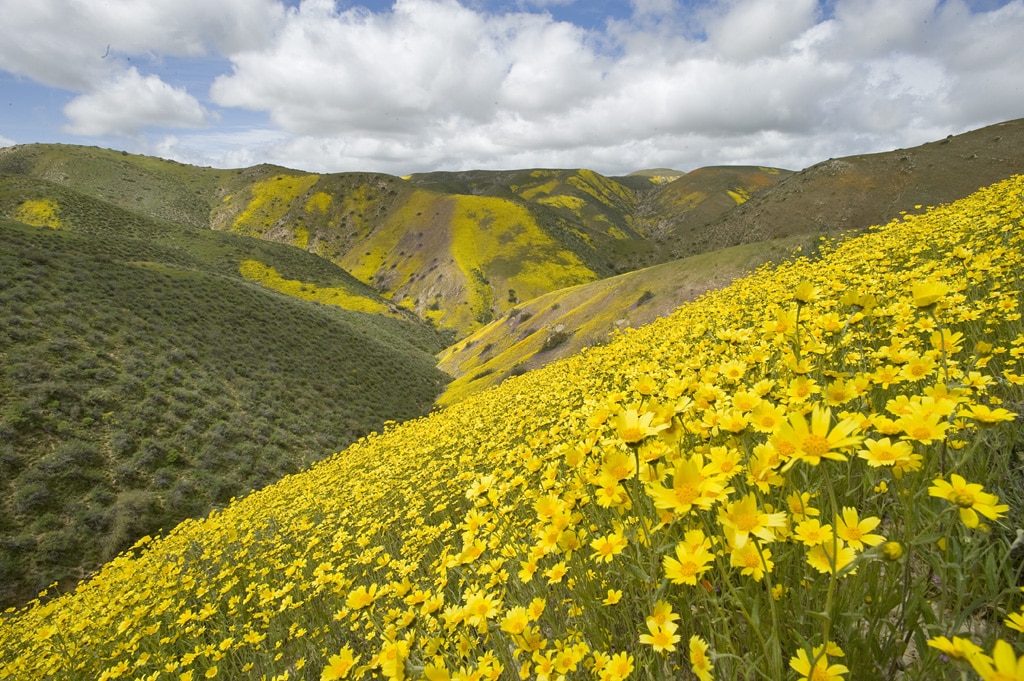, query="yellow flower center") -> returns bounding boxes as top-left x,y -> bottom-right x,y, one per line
735,512 -> 758,532
802,434 -> 831,457
953,492 -> 976,508
675,484 -> 699,504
